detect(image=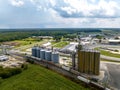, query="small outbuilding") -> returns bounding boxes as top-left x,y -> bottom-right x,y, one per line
0,55 -> 9,61
109,39 -> 120,45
